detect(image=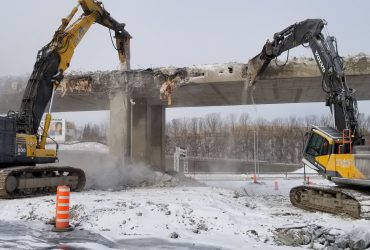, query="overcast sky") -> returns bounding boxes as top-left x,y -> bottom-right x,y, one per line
1,0 -> 369,125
